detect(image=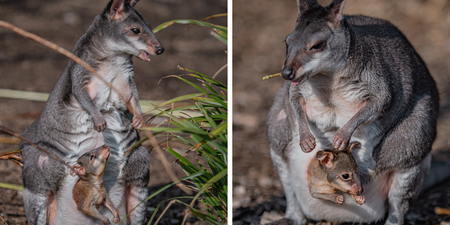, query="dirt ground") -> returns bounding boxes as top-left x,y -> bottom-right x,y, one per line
0,0 -> 226,224
233,0 -> 450,224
